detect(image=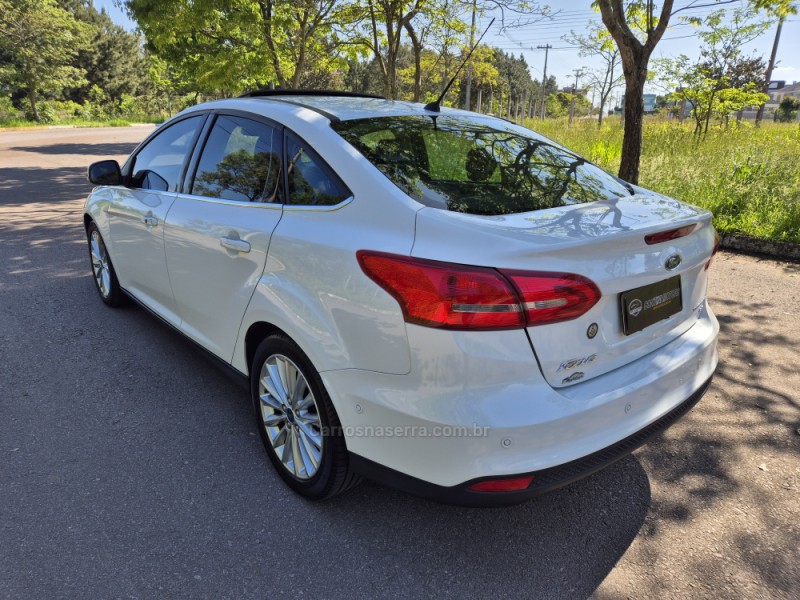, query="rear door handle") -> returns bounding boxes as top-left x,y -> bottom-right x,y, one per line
142,214 -> 158,227
220,236 -> 251,253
